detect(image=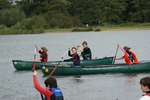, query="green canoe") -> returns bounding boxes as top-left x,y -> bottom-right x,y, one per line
12,57 -> 114,71
42,61 -> 150,76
